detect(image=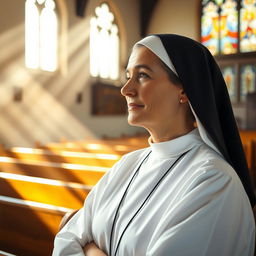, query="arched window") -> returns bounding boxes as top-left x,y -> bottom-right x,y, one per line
201,0 -> 256,114
90,3 -> 120,80
25,0 -> 58,72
